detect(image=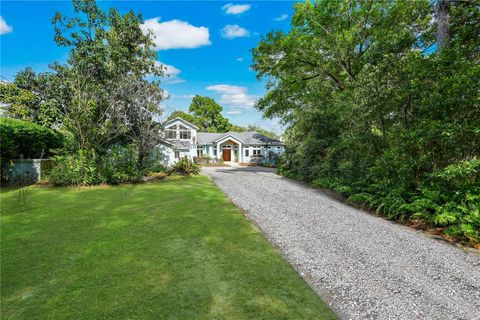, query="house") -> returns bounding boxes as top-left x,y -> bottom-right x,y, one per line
159,117 -> 285,165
